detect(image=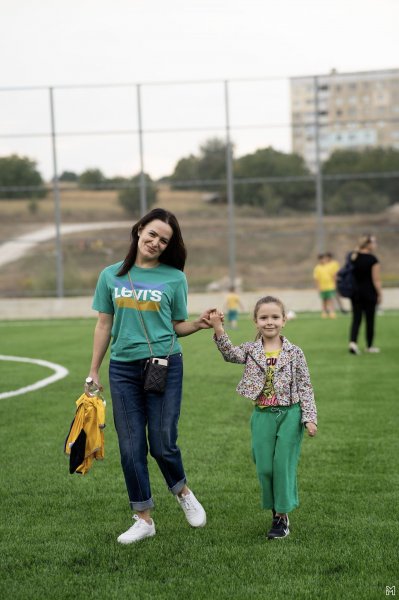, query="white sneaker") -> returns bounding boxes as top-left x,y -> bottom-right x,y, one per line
365,346 -> 380,353
177,490 -> 206,528
117,514 -> 156,544
349,342 -> 361,355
